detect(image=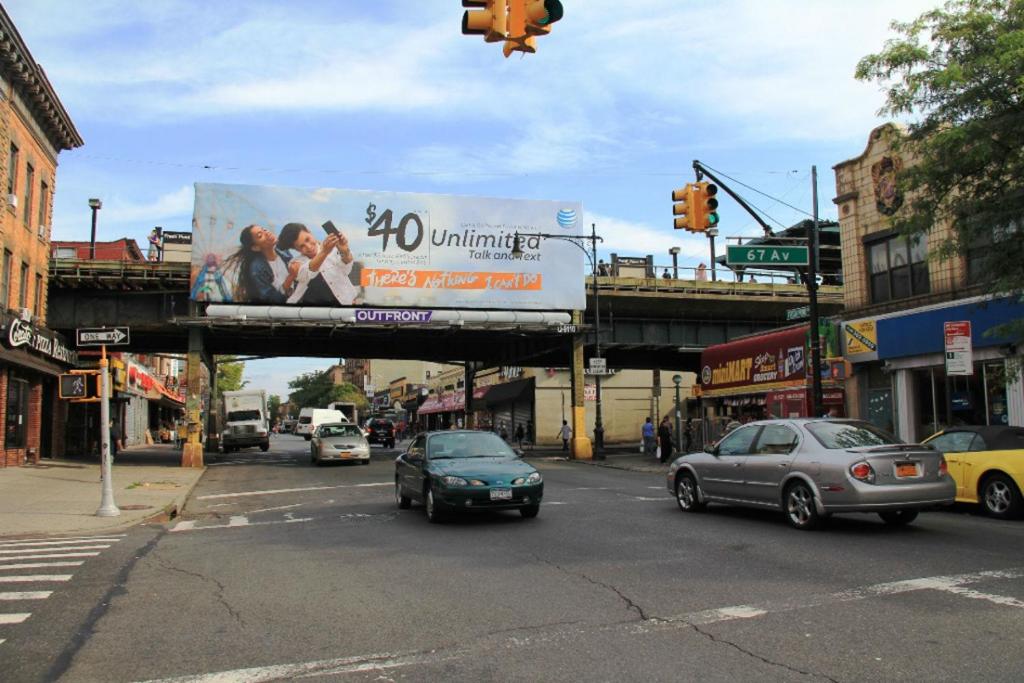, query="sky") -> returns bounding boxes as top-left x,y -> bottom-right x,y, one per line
7,0 -> 942,398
